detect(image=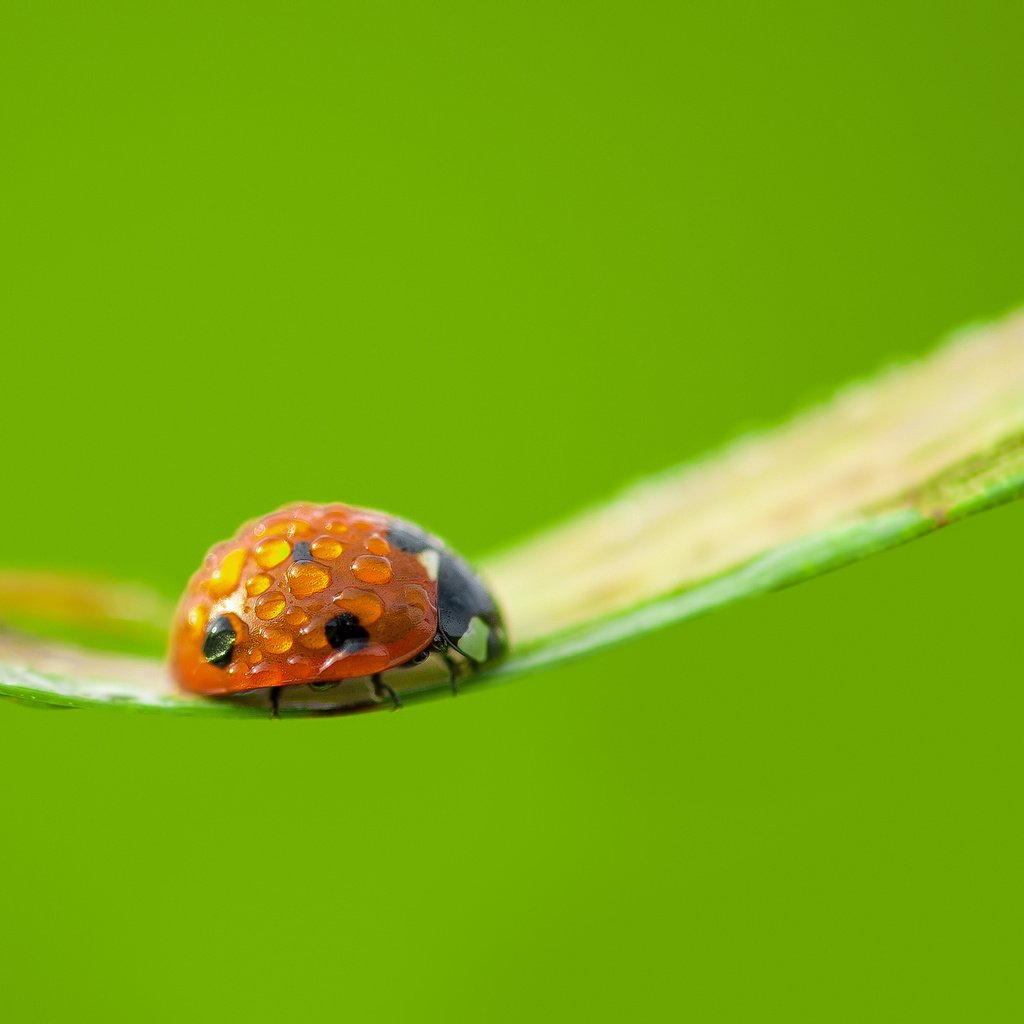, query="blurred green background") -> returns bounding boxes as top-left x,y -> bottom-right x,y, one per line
2,1 -> 1022,1019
